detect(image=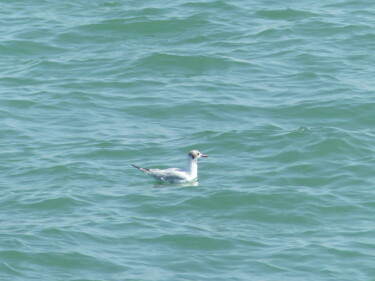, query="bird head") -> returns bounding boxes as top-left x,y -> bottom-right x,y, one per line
188,150 -> 208,160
